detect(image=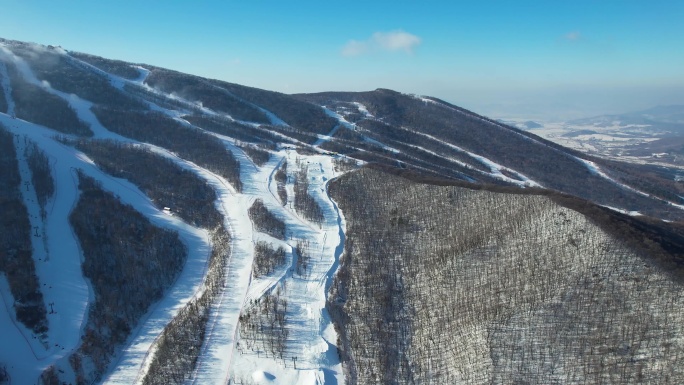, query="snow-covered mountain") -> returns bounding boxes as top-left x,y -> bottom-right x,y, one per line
0,38 -> 683,384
